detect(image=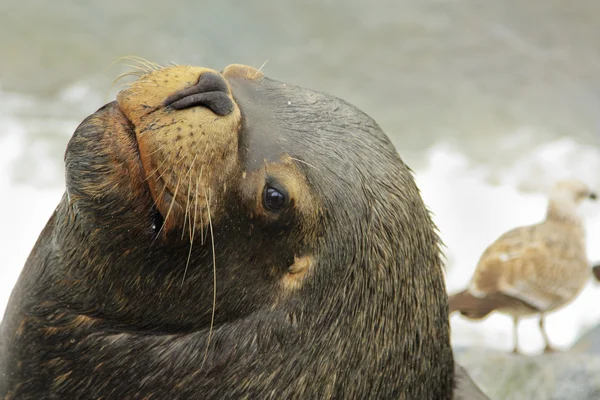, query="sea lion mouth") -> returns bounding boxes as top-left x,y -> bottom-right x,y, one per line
116,66 -> 242,236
